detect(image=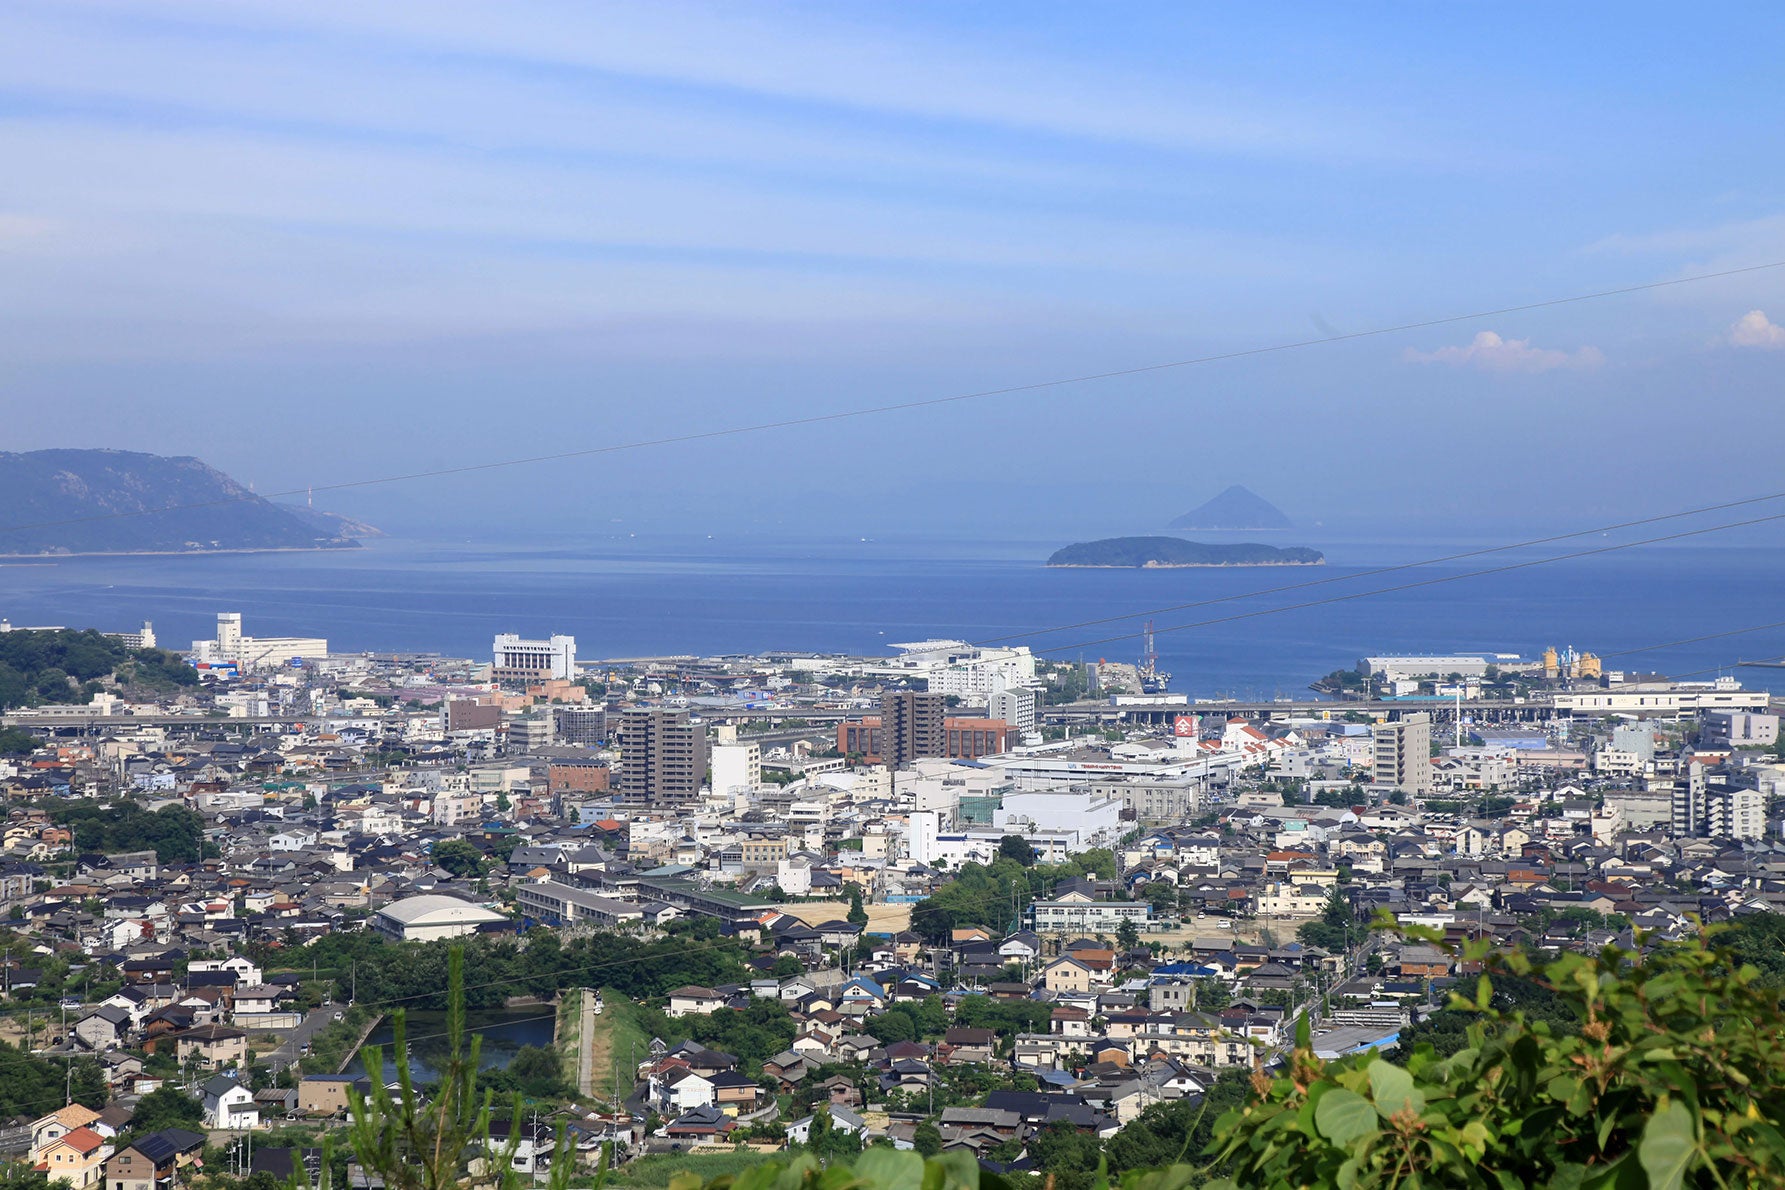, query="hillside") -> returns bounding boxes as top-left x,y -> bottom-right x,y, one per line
1169,484 -> 1293,530
0,449 -> 366,554
1047,536 -> 1324,567
278,503 -> 384,539
0,627 -> 198,712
